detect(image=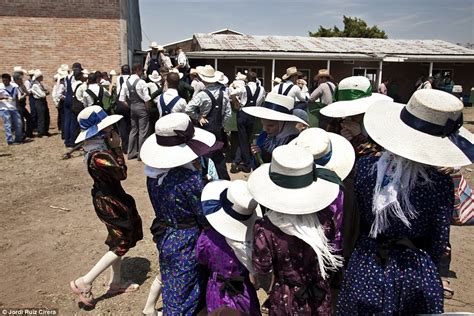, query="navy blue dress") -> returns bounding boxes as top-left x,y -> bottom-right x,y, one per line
337,156 -> 453,315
